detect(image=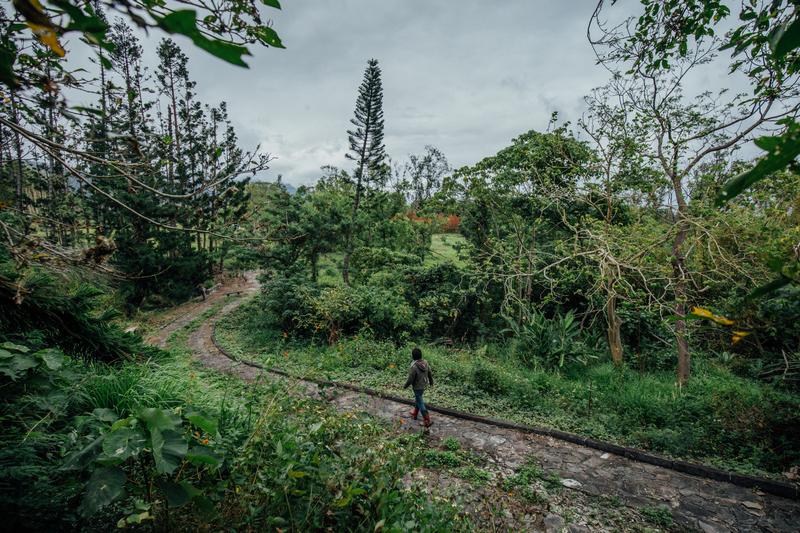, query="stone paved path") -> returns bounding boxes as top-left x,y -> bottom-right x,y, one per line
149,274 -> 800,533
